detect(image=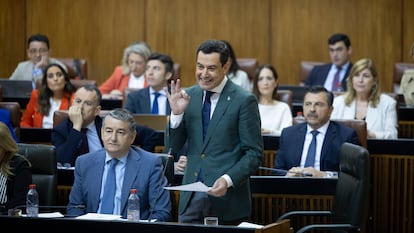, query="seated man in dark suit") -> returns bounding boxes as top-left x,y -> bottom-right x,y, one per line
124,52 -> 174,115
305,33 -> 353,92
274,86 -> 359,177
52,84 -> 160,166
